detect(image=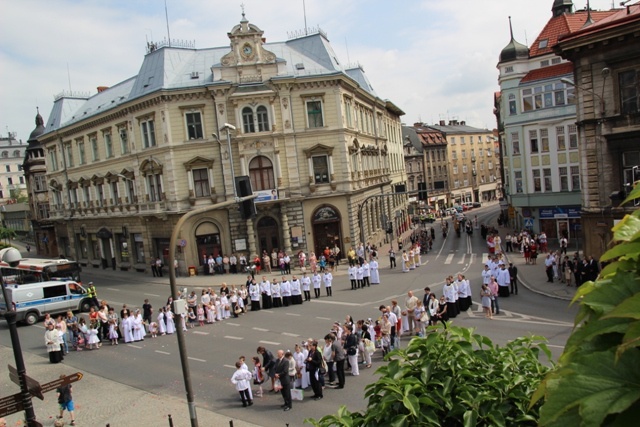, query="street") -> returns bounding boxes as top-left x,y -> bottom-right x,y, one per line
1,205 -> 577,426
